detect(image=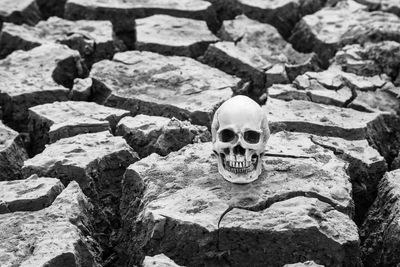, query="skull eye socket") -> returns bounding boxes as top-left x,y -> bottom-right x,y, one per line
219,129 -> 237,142
244,130 -> 261,144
